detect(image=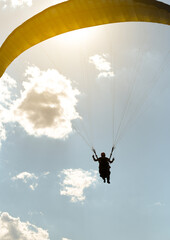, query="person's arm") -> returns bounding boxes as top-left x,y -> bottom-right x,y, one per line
92,155 -> 98,161
109,158 -> 115,163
